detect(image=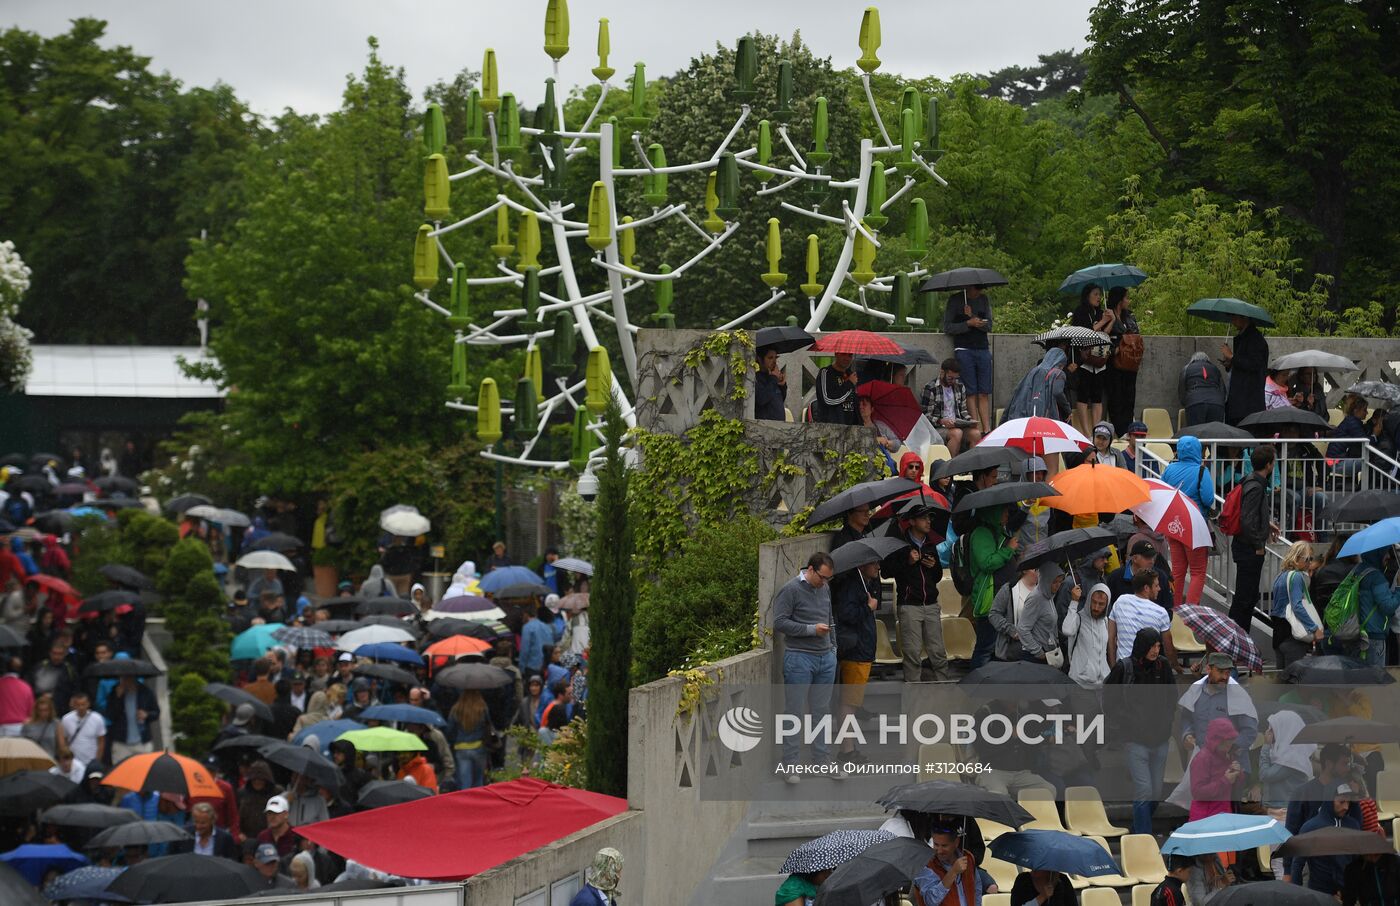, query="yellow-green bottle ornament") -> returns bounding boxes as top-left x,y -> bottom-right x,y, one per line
544,0 -> 570,61
448,263 -> 471,329
642,143 -> 668,207
464,90 -> 486,152
497,94 -> 522,153
899,106 -> 915,165
491,206 -> 515,259
857,7 -> 882,74
625,62 -> 649,129
413,224 -> 439,290
653,264 -> 675,328
800,235 -> 823,298
424,153 -> 450,220
702,171 -> 724,233
851,223 -> 876,284
423,103 -> 446,155
761,218 -> 786,288
619,216 -> 636,267
757,120 -> 772,170
900,86 -> 924,141
592,18 -> 615,81
864,160 -> 888,230
477,378 -> 502,444
585,346 -> 612,414
513,376 -> 539,440
480,49 -> 500,114
550,310 -> 576,378
906,198 -> 929,260
586,181 -> 612,251
524,346 -> 544,398
517,211 -> 541,270
448,339 -> 469,399
809,96 -> 831,165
